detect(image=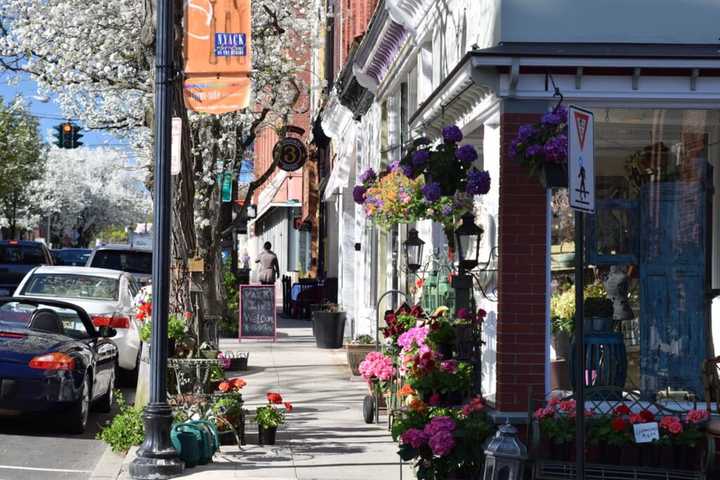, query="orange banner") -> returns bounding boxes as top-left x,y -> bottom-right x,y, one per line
185,0 -> 252,75
184,0 -> 252,113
